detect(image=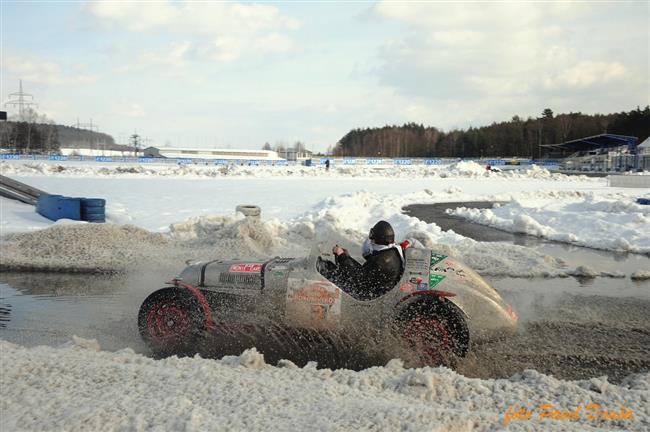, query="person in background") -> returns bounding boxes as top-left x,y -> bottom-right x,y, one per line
325,159 -> 330,171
